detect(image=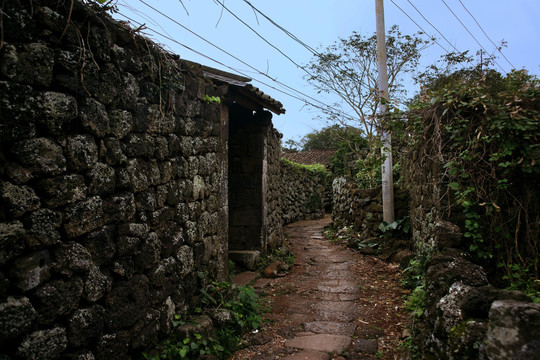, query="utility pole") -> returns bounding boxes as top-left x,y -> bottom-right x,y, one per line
375,0 -> 395,223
